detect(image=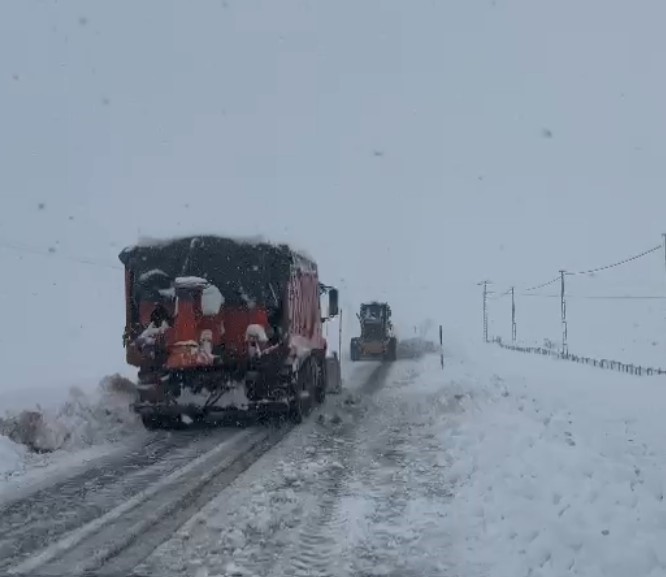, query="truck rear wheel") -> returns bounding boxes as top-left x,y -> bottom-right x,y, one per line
289,357 -> 316,423
315,358 -> 326,404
